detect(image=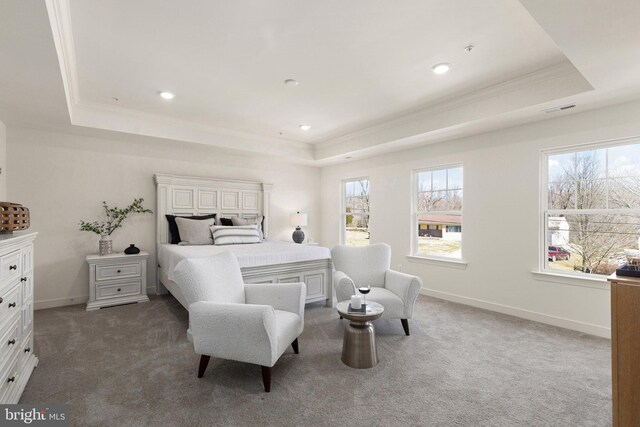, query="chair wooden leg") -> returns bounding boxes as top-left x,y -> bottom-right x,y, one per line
198,355 -> 211,378
401,319 -> 410,336
291,338 -> 299,354
261,366 -> 272,392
